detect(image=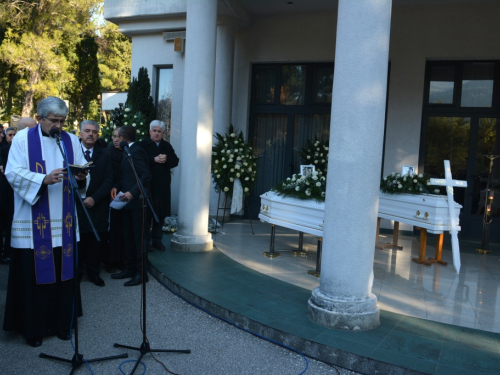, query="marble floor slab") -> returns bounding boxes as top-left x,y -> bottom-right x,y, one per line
213,219 -> 500,334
